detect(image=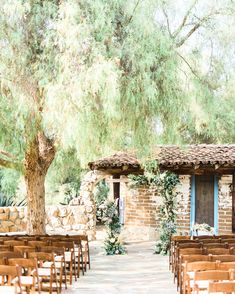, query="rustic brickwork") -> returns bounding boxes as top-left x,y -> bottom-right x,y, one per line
125,186 -> 157,227
175,175 -> 191,235
218,175 -> 233,234
121,185 -> 158,241
122,175 -> 191,240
